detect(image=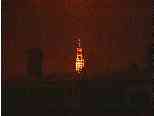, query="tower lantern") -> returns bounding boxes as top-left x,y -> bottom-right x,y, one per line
75,38 -> 85,74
